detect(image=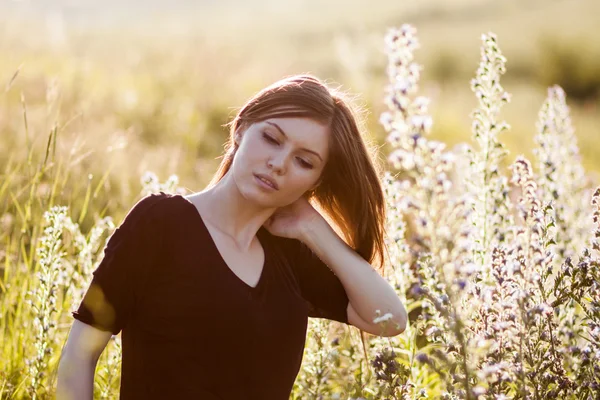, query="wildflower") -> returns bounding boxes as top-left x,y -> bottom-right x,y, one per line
140,171 -> 185,195
373,312 -> 394,324
27,206 -> 69,398
415,353 -> 430,364
533,86 -> 592,261
465,32 -> 514,276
